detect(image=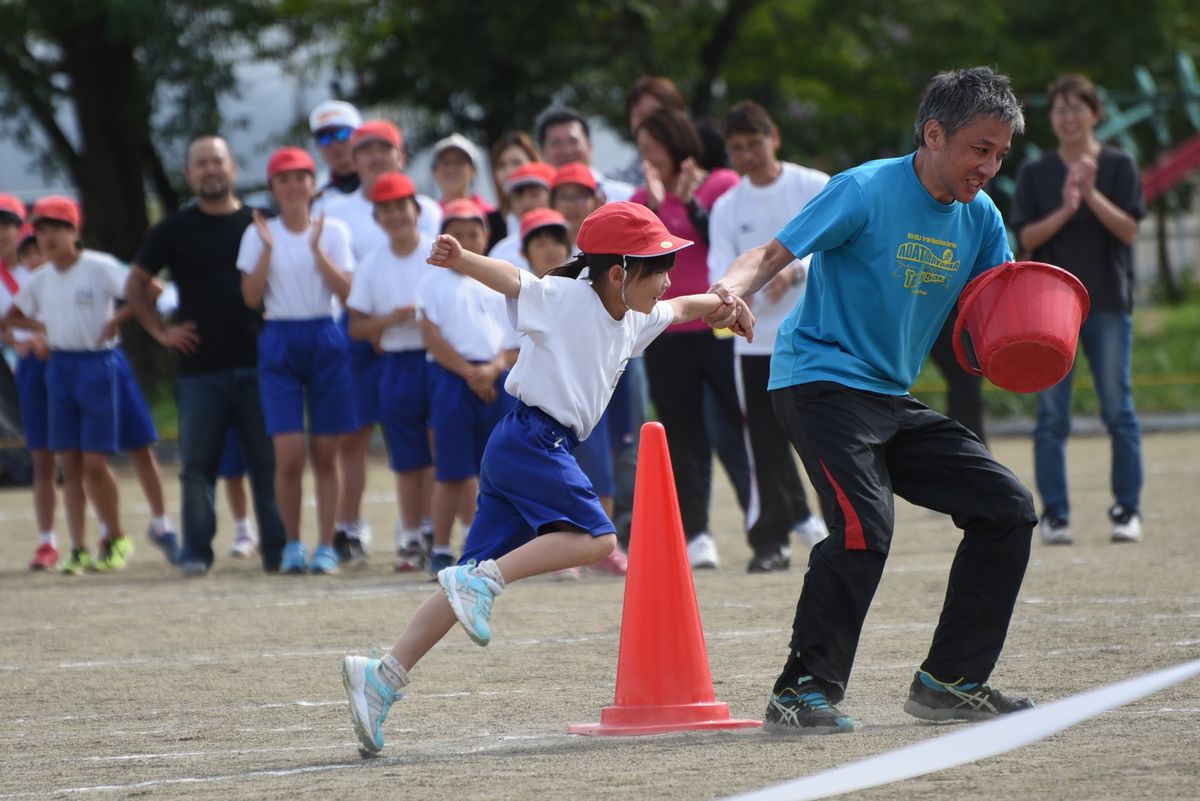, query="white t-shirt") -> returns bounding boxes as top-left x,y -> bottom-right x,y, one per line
323,188 -> 442,262
236,216 -> 354,320
7,264 -> 36,342
487,233 -> 530,271
417,267 -> 516,363
14,250 -> 127,351
708,162 -> 829,355
345,236 -> 435,352
504,270 -> 673,441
